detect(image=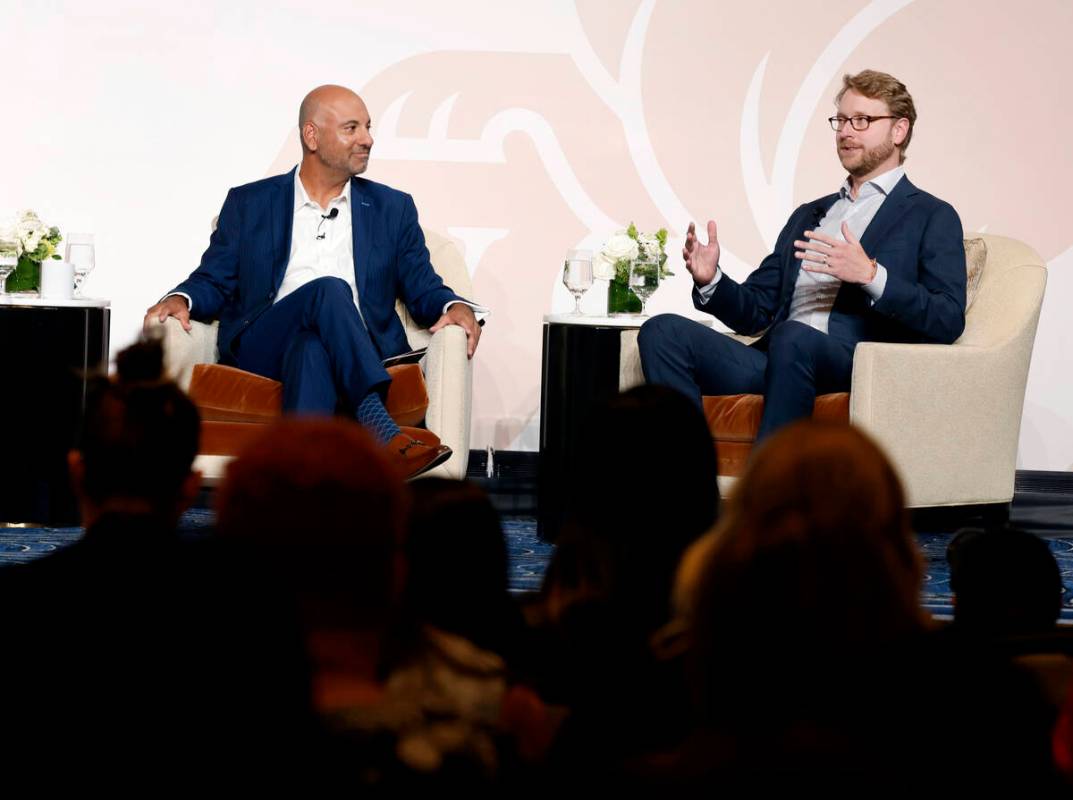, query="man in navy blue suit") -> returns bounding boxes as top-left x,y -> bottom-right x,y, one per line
145,85 -> 482,477
638,70 -> 966,441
